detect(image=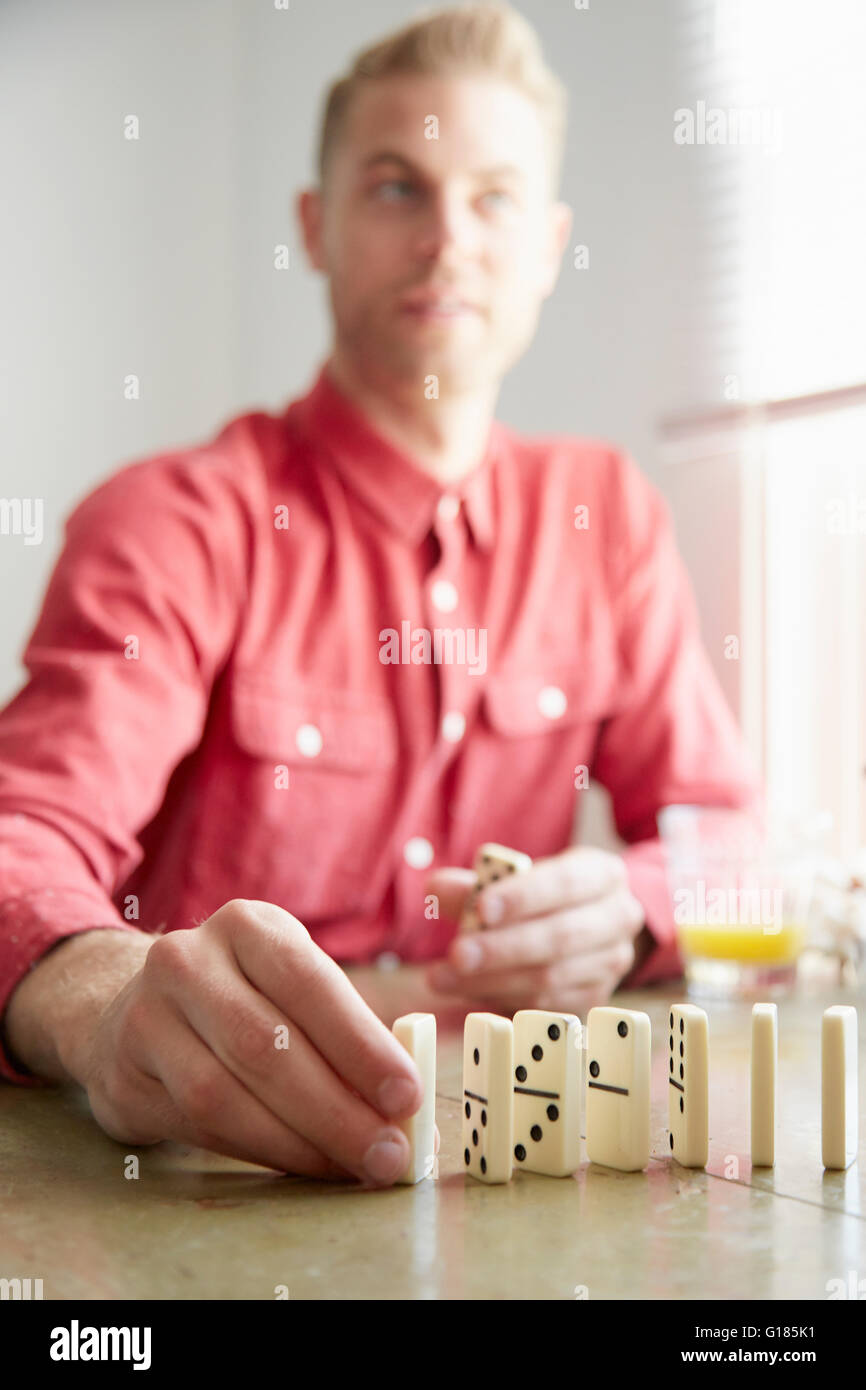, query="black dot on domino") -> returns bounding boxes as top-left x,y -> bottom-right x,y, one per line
680,1017 -> 684,1035
464,1148 -> 470,1165
669,1133 -> 674,1150
480,1157 -> 487,1175
669,1034 -> 673,1050
548,1024 -> 560,1041
530,1125 -> 542,1142
481,1110 -> 487,1126
547,1104 -> 559,1122
680,1096 -> 684,1113
680,1063 -> 684,1079
472,1129 -> 479,1146
473,1048 -> 480,1065
516,1065 -> 527,1082
515,1144 -> 526,1161
669,1012 -> 673,1029
465,1101 -> 470,1118
669,1056 -> 673,1073
531,1045 -> 543,1061
589,1060 -> 600,1077
618,1020 -> 628,1037
680,1041 -> 684,1056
